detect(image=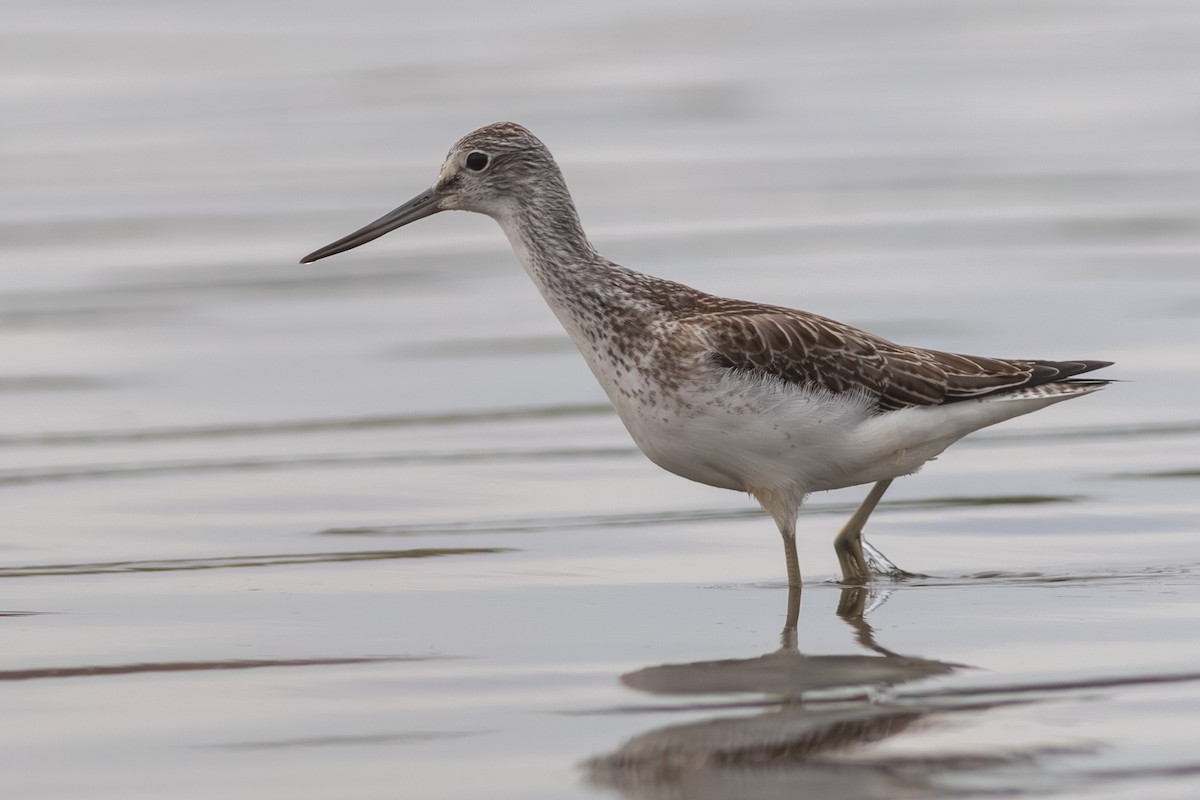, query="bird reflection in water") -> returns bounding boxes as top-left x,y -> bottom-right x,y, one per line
587,586 -> 969,799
